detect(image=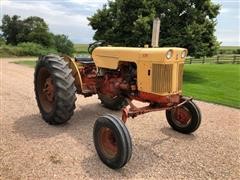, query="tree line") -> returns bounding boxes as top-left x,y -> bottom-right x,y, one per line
0,15 -> 74,56
88,0 -> 221,57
